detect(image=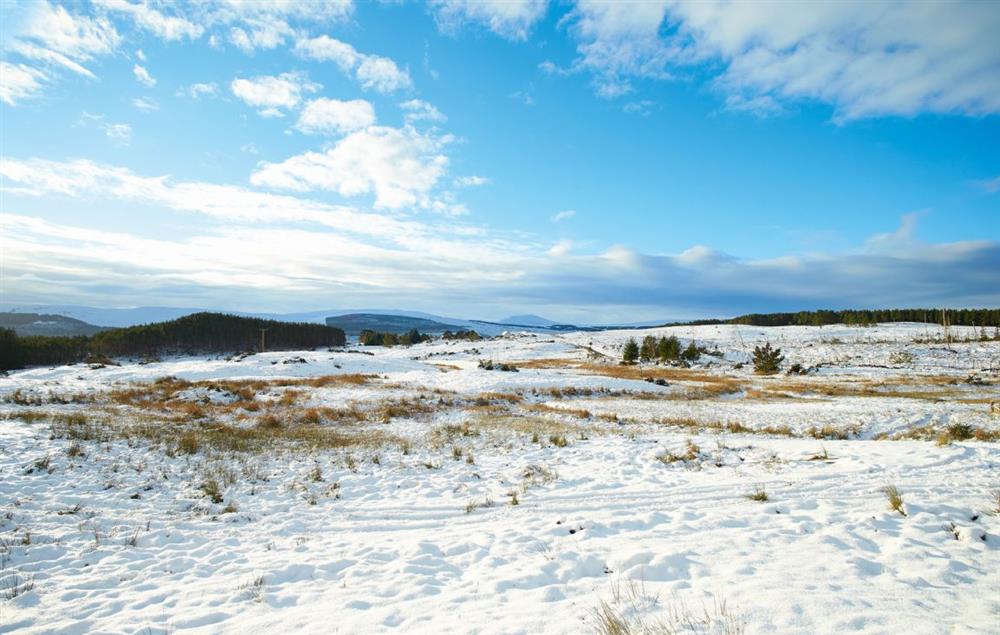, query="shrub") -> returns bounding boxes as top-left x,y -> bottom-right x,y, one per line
752,342 -> 784,375
889,350 -> 915,365
201,478 -> 224,504
680,341 -> 701,362
478,359 -> 518,372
